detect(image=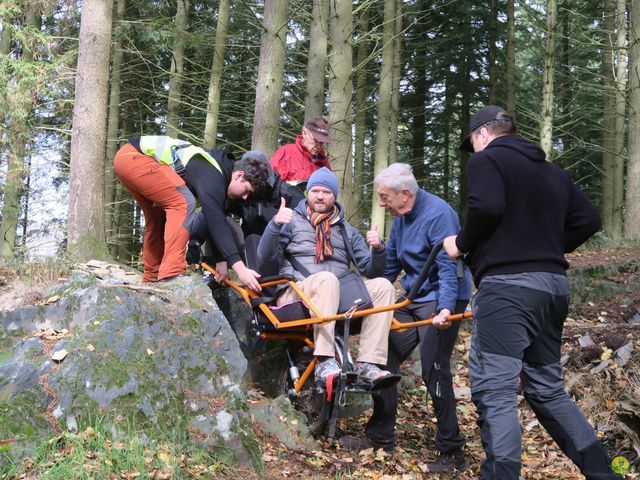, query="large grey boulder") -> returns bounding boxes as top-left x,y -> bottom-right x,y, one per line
0,270 -> 260,468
